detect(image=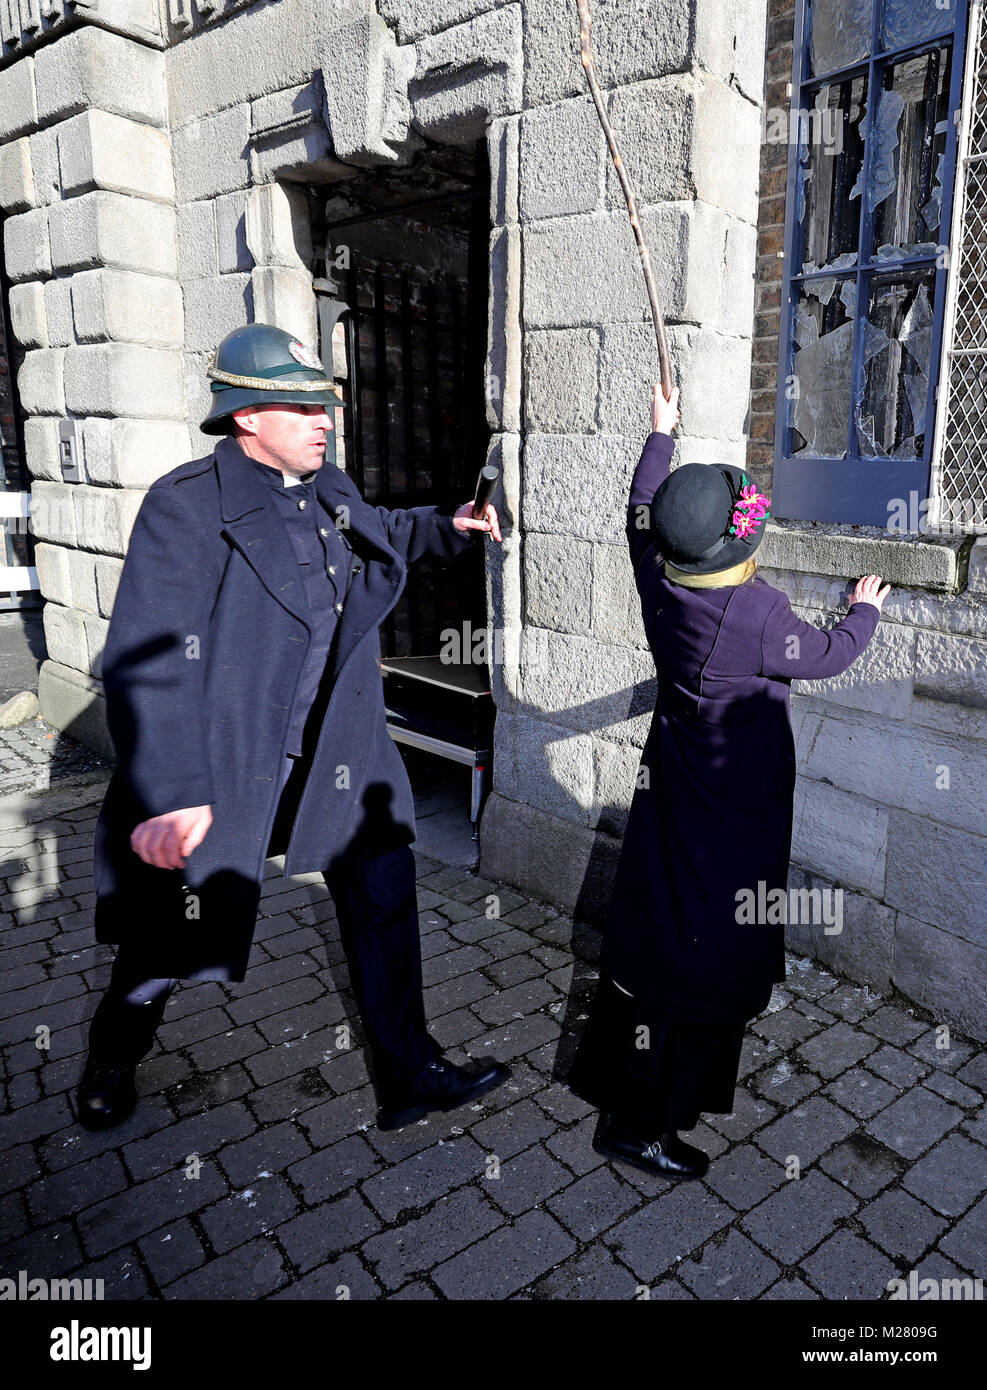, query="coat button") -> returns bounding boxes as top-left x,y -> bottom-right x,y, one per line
297,499 -> 307,510
352,563 -> 362,574
319,527 -> 329,537
328,565 -> 337,575
335,601 -> 343,613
